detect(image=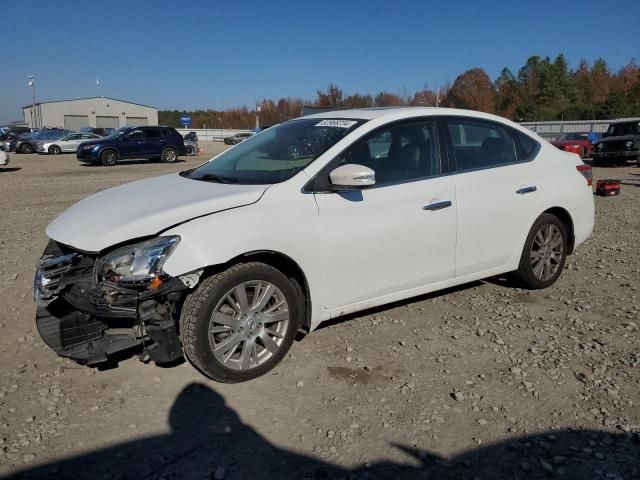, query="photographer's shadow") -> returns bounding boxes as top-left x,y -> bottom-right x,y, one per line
9,382 -> 640,479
